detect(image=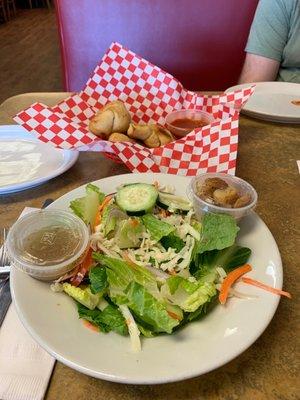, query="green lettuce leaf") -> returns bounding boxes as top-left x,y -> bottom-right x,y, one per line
161,276 -> 216,313
160,233 -> 185,252
92,254 -> 179,334
77,303 -> 110,332
192,245 -> 252,283
114,218 -> 144,249
102,204 -> 127,237
63,283 -> 101,310
125,282 -> 179,334
167,275 -> 197,295
77,302 -> 128,335
141,214 -> 175,241
89,265 -> 108,294
93,254 -> 160,301
187,294 -> 218,322
137,323 -> 156,338
96,304 -> 128,335
196,213 -> 239,254
70,183 -> 105,226
191,220 -> 202,232
128,311 -> 158,337
220,246 -> 252,272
